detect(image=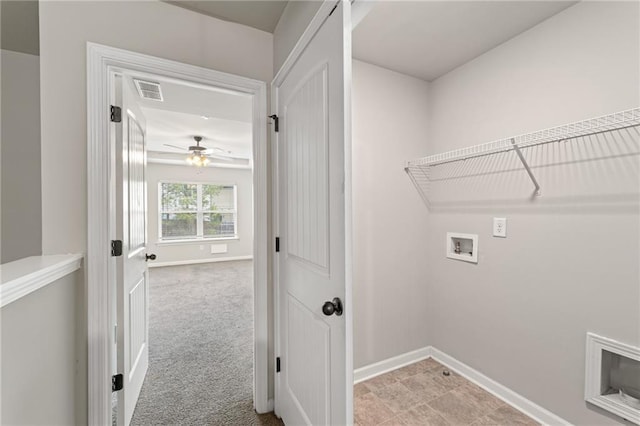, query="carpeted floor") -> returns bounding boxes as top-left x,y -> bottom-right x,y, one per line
130,261 -> 282,425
